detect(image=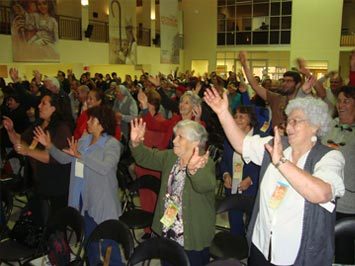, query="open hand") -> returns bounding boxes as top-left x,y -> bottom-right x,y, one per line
204,87 -> 229,116
33,126 -> 52,149
265,126 -> 284,165
63,136 -> 81,158
187,147 -> 210,175
130,118 -> 146,147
